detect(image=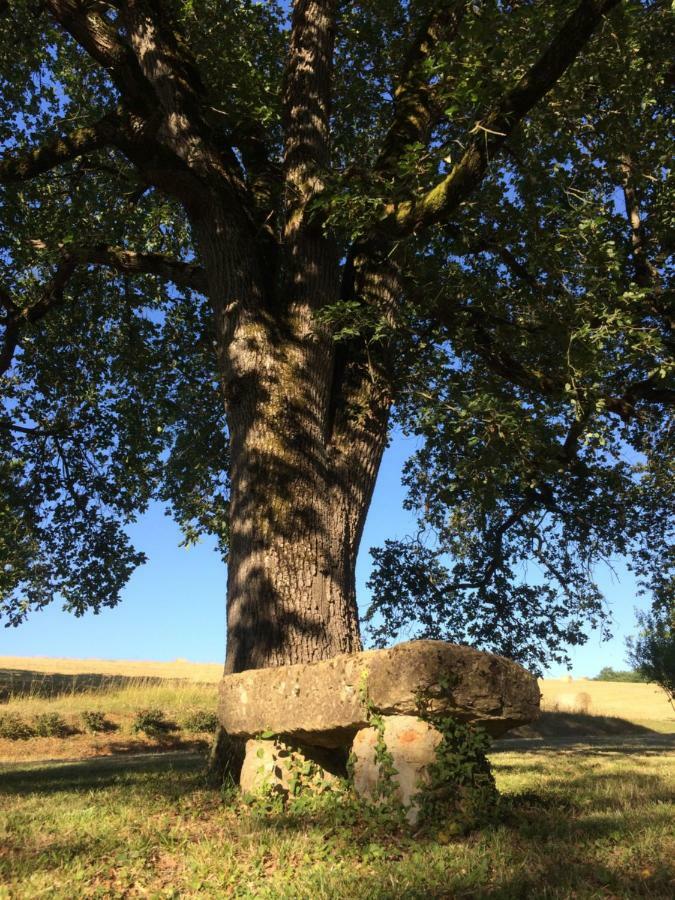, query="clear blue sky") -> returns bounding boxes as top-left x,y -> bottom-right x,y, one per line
0,430 -> 647,678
